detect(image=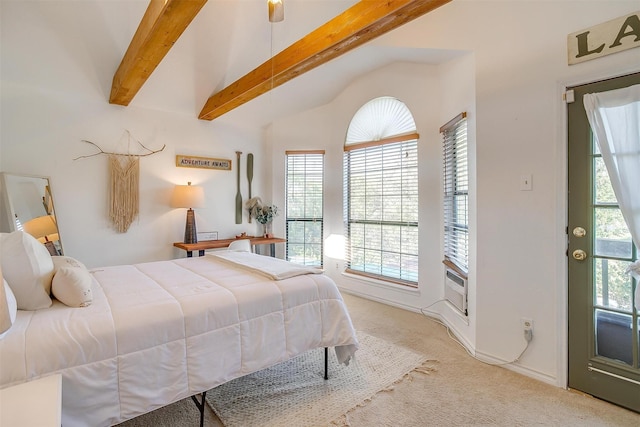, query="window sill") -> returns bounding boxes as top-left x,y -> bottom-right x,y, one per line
341,271 -> 421,295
